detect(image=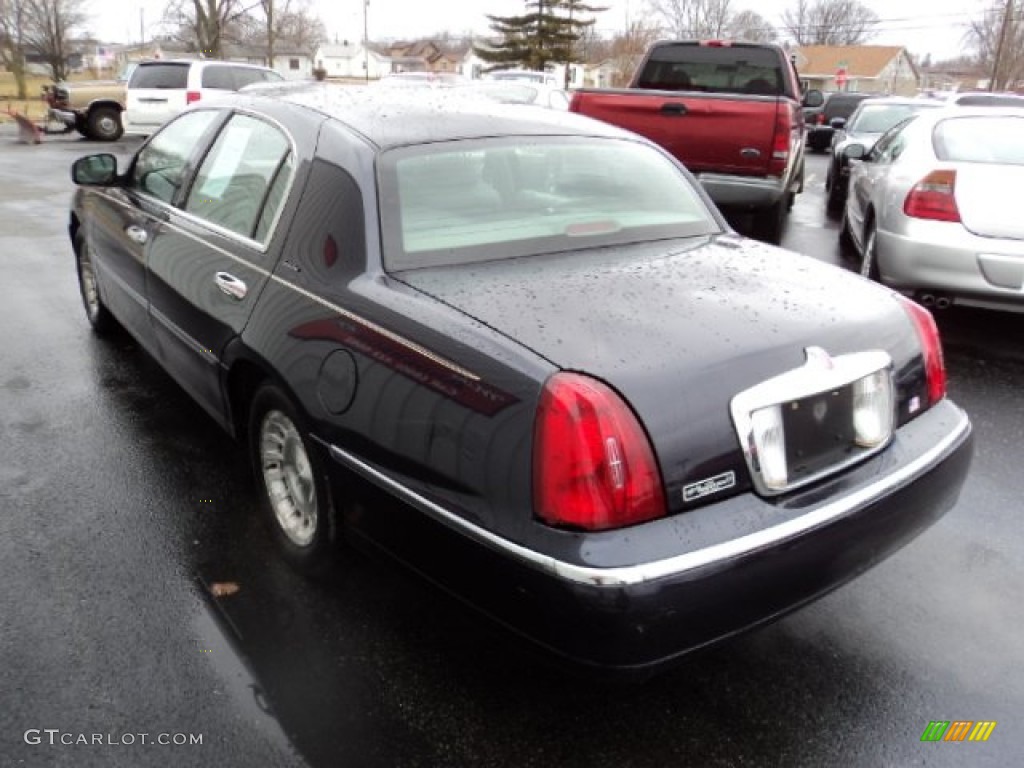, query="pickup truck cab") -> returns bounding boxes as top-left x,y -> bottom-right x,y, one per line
571,40 -> 823,242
